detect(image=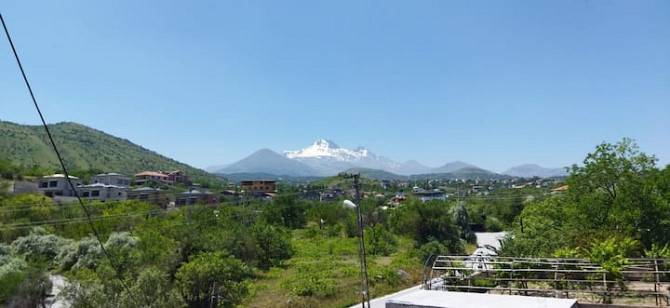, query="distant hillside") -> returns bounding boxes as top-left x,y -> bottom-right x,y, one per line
395,160 -> 431,175
340,168 -> 408,180
431,161 -> 475,173
216,149 -> 317,176
0,121 -> 221,183
218,172 -> 324,183
410,167 -> 508,180
503,164 -> 568,178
